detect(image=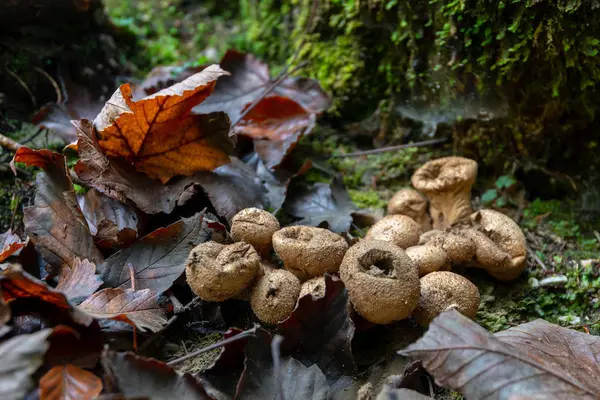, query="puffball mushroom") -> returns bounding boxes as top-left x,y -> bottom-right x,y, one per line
419,229 -> 476,265
405,245 -> 450,276
231,207 -> 280,255
387,188 -> 432,231
339,240 -> 420,324
272,226 -> 349,280
299,276 -> 327,300
250,269 -> 301,324
185,241 -> 260,302
364,215 -> 422,249
469,209 -> 527,280
411,156 -> 478,230
412,271 -> 480,327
